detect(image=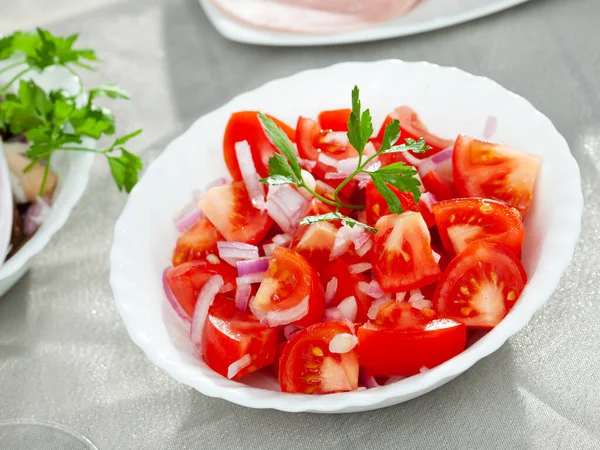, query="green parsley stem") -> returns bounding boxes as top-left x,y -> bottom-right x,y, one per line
57,146 -> 106,153
332,152 -> 379,204
0,60 -> 27,75
300,182 -> 362,210
39,153 -> 51,196
23,156 -> 44,173
0,67 -> 31,94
